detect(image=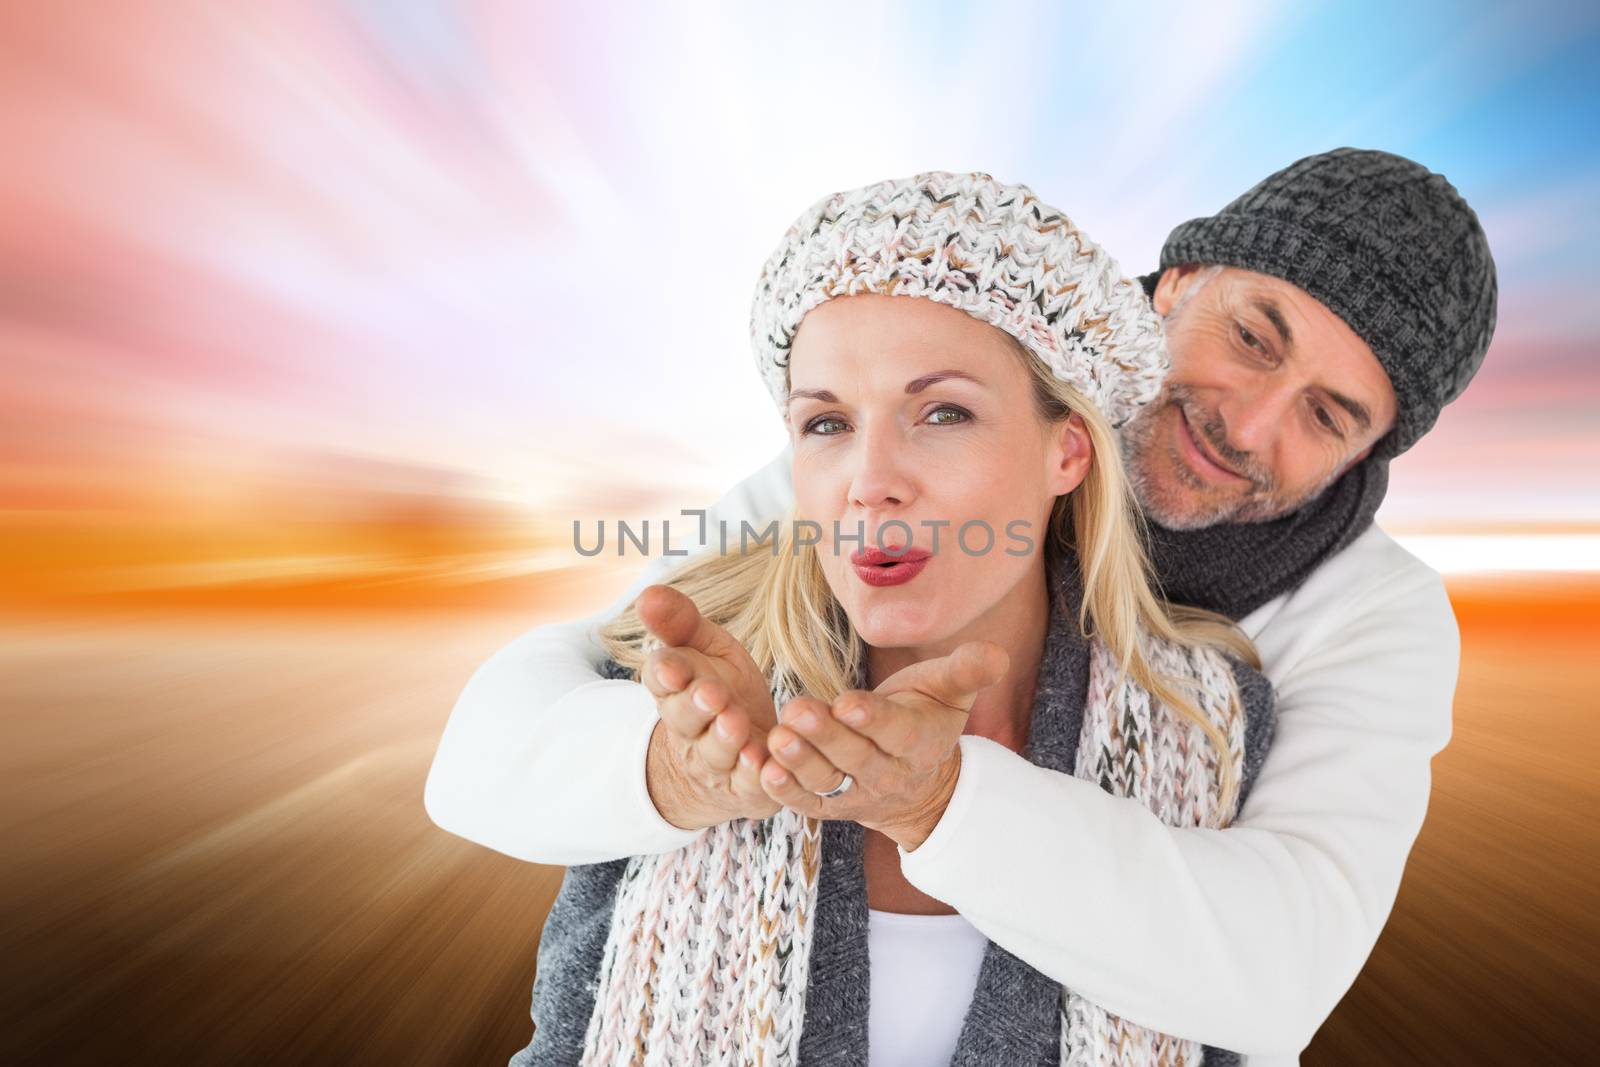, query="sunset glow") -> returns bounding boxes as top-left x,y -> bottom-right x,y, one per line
2,1 -> 1594,604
